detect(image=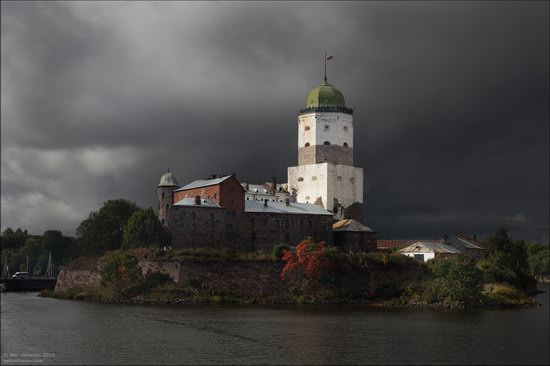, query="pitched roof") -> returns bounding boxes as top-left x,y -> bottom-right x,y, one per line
173,197 -> 220,208
454,234 -> 485,248
398,241 -> 462,254
175,175 -> 236,192
377,239 -> 430,250
245,200 -> 333,216
333,219 -> 375,232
